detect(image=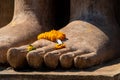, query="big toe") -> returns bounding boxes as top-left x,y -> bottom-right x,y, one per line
7,47 -> 27,69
